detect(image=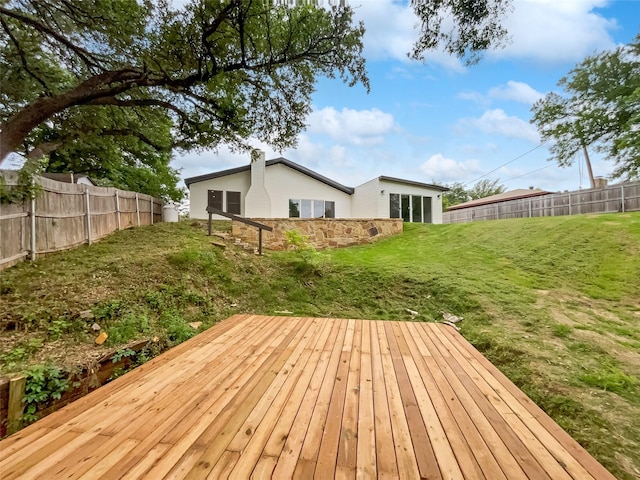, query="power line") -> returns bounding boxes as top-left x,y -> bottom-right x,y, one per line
502,163 -> 555,184
463,140 -> 549,186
